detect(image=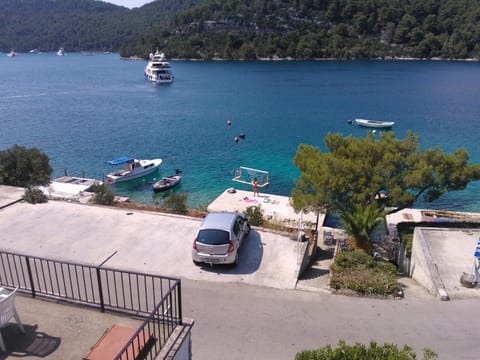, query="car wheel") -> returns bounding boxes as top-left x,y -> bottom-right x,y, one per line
229,253 -> 239,268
